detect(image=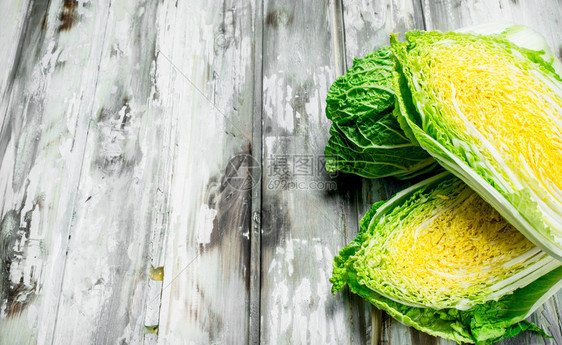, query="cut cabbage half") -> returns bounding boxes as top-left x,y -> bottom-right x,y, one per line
331,172 -> 562,343
391,26 -> 562,259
